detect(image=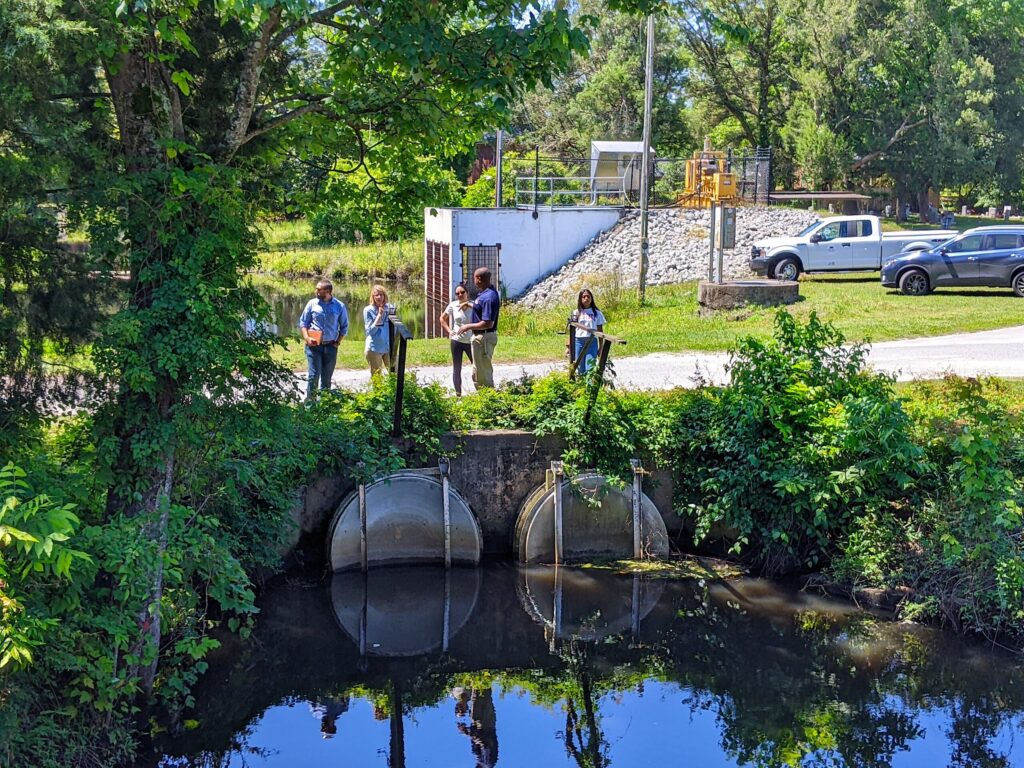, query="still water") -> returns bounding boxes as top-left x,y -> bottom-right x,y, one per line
151,564 -> 1024,767
255,277 -> 427,340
